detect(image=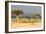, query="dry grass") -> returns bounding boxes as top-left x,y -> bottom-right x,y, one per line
11,18 -> 42,29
